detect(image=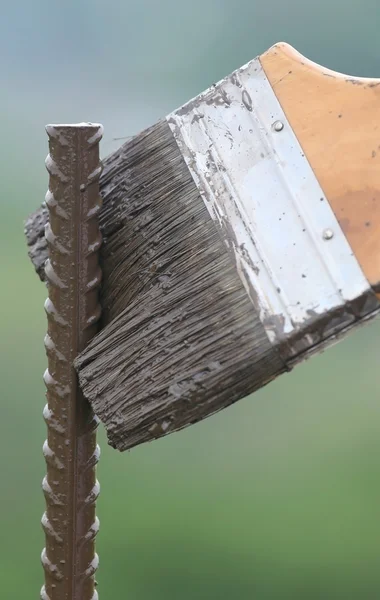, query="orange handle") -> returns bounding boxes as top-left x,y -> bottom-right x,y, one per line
261,43 -> 380,291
